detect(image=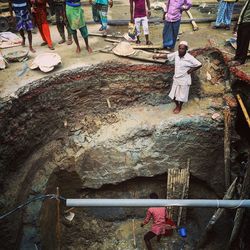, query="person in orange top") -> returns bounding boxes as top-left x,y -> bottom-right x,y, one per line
31,0 -> 54,50
141,193 -> 176,250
